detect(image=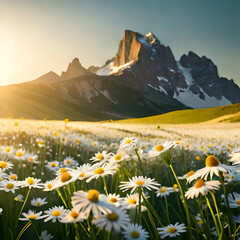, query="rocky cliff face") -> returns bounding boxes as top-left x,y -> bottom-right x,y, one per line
96,30 -> 240,108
